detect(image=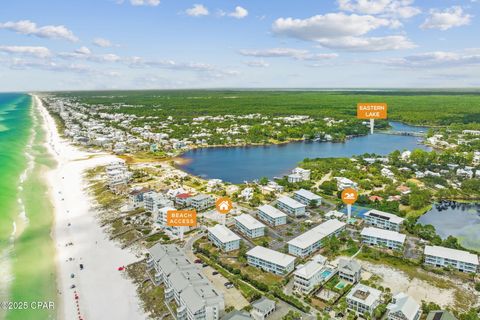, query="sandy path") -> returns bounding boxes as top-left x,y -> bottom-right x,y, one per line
35,95 -> 147,320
